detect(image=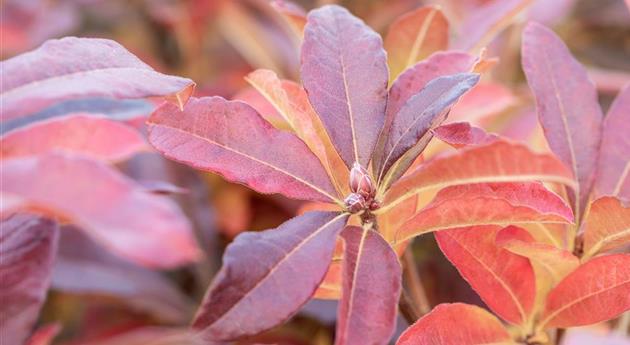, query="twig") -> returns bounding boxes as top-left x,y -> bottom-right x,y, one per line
398,288 -> 421,325
403,247 -> 431,314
